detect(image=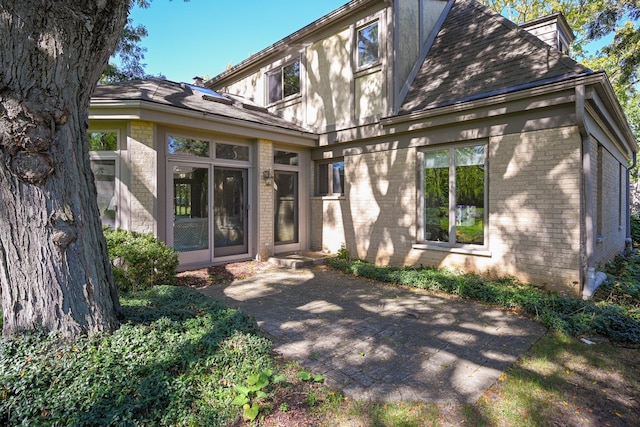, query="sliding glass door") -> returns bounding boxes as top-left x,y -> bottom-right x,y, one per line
172,163 -> 210,264
213,167 -> 248,257
170,163 -> 248,264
